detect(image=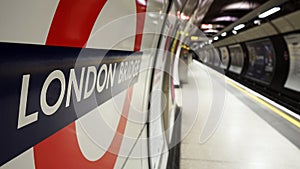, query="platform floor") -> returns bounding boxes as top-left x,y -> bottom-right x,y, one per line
179,61 -> 300,169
